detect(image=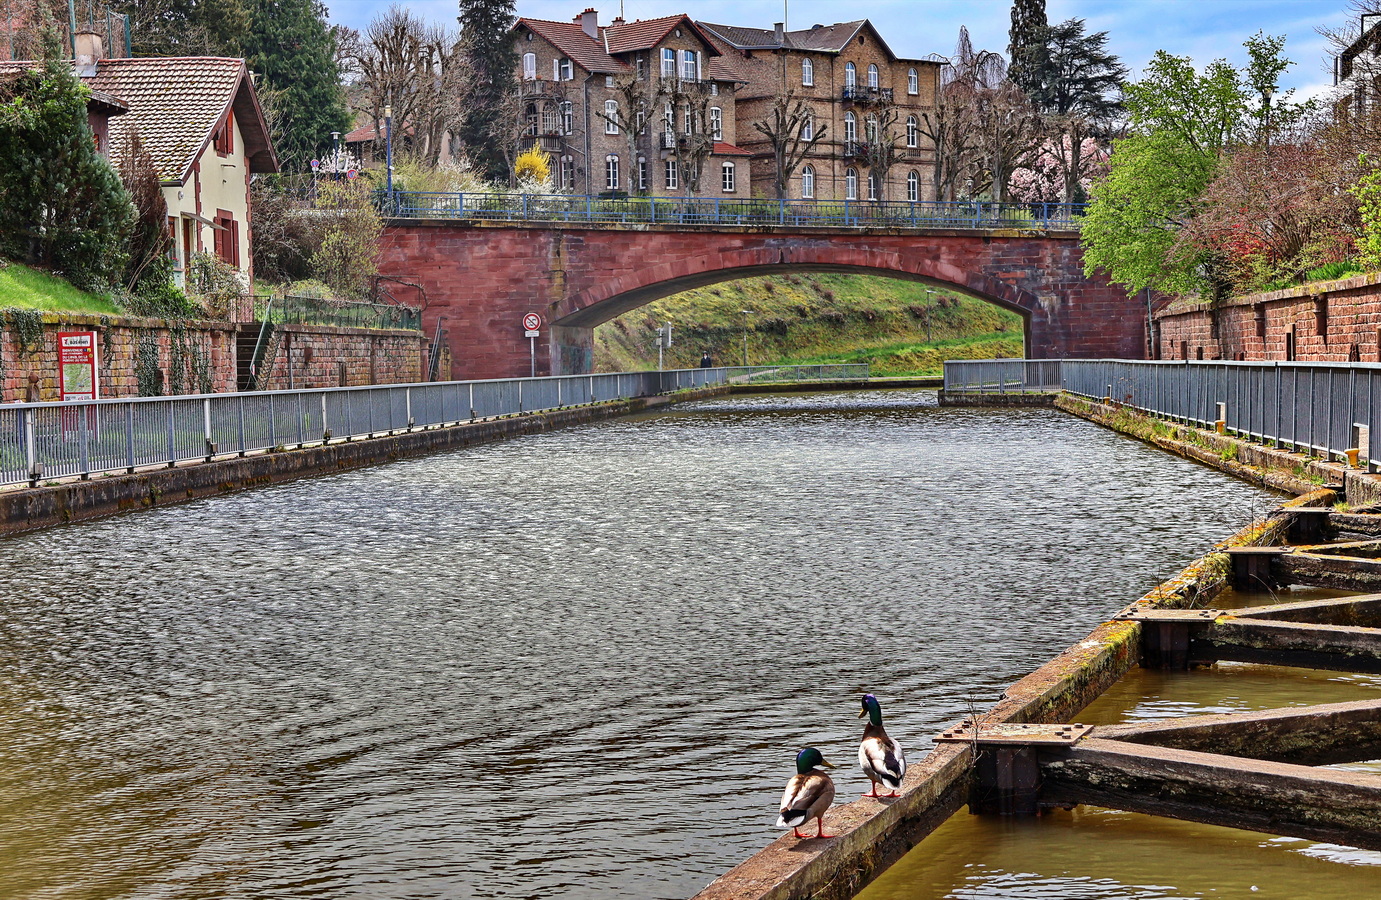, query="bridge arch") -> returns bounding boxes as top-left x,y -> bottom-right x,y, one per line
377,222 -> 1145,380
